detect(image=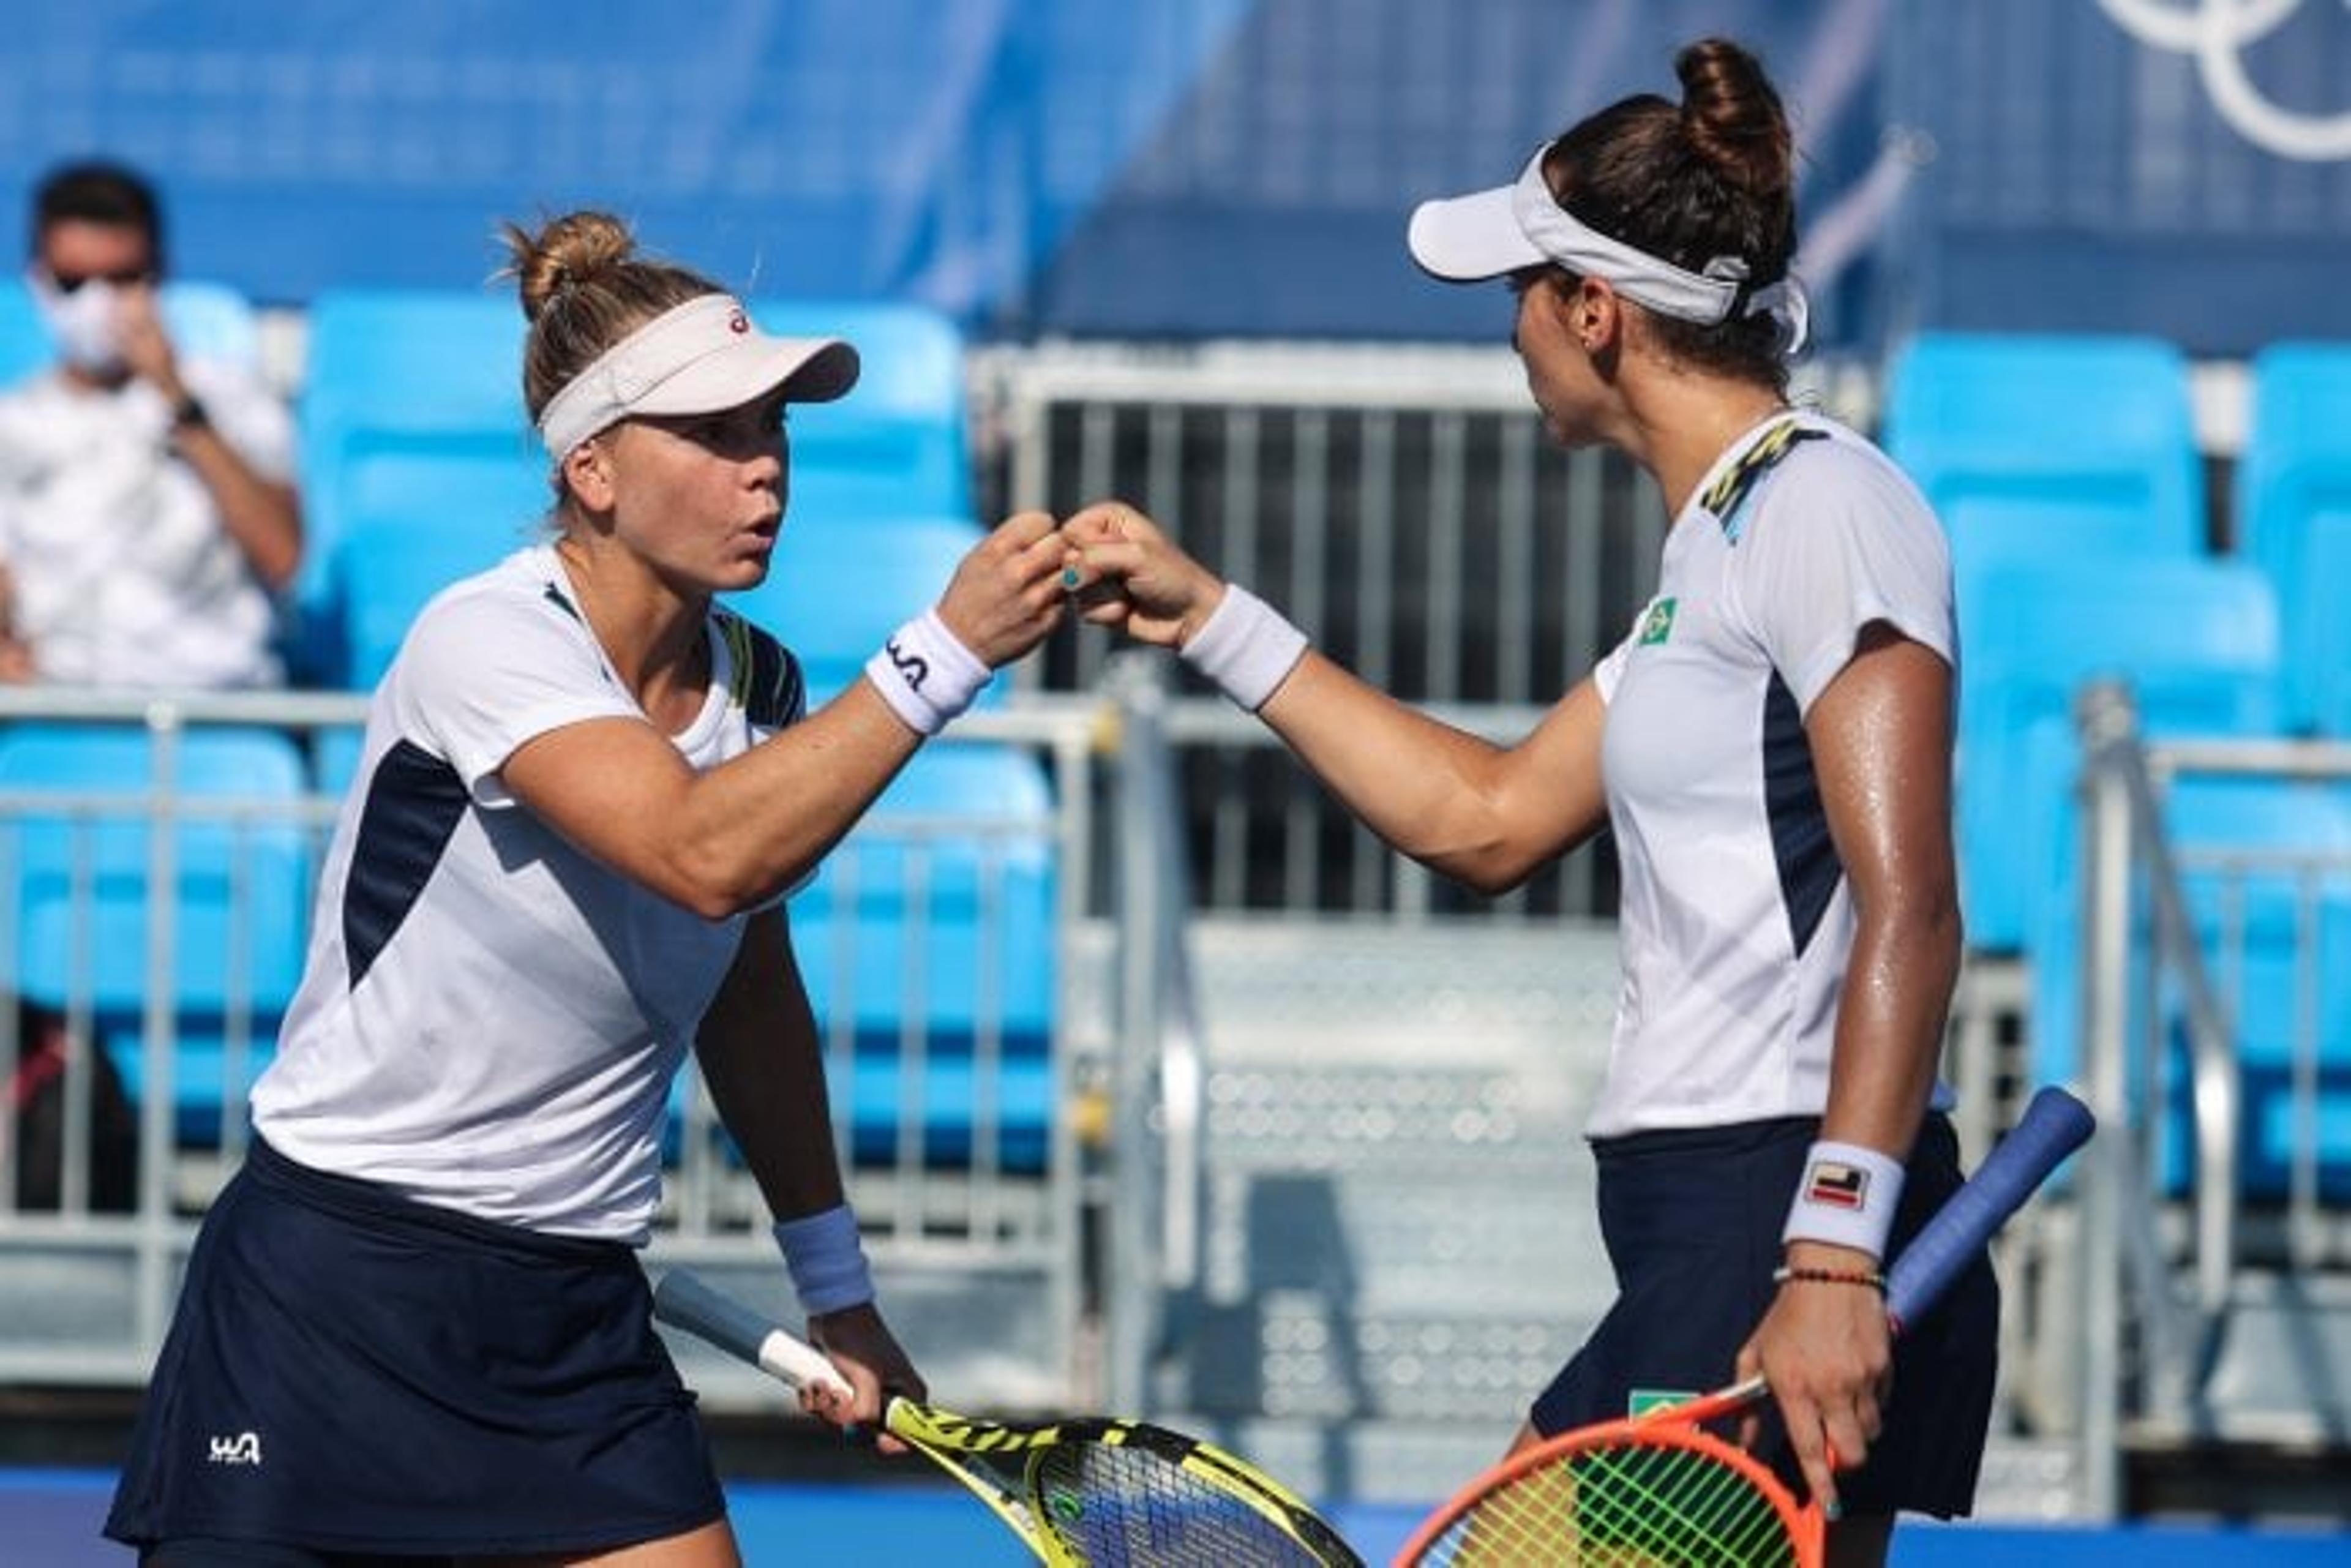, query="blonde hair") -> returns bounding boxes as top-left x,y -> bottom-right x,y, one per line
497,211 -> 724,424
